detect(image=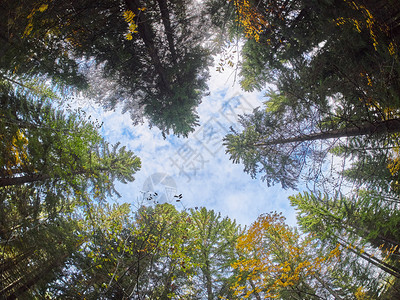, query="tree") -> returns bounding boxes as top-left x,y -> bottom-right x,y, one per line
290,191 -> 400,279
46,203 -> 199,299
231,212 -> 350,299
0,214 -> 82,299
1,0 -> 213,137
222,0 -> 400,189
231,211 -> 385,299
42,204 -> 243,299
0,82 -> 141,286
232,0 -> 400,103
224,99 -> 400,189
188,207 -> 242,300
0,81 -> 141,298
0,1 -> 89,89
0,82 -> 141,197
109,0 -> 212,137
328,134 -> 400,197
